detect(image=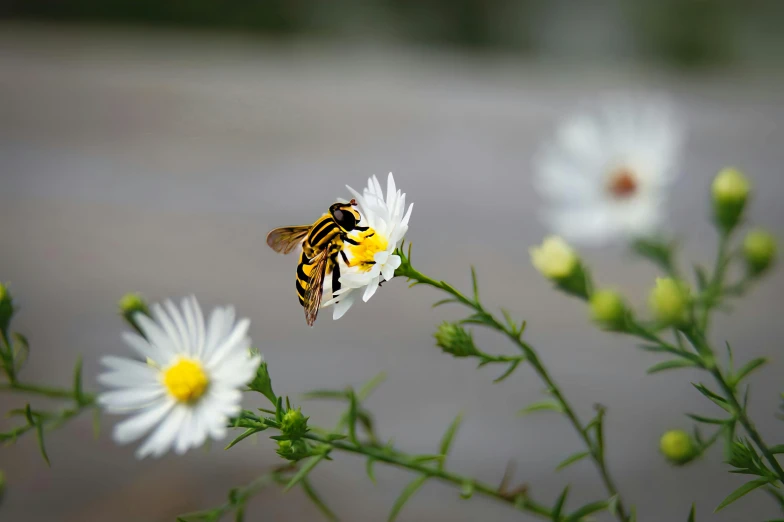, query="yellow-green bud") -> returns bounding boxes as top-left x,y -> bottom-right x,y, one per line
118,292 -> 150,336
531,236 -> 590,298
648,278 -> 690,326
659,429 -> 695,465
743,229 -> 777,276
434,322 -> 480,358
530,236 -> 578,279
712,168 -> 750,231
589,289 -> 626,330
280,407 -> 309,439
